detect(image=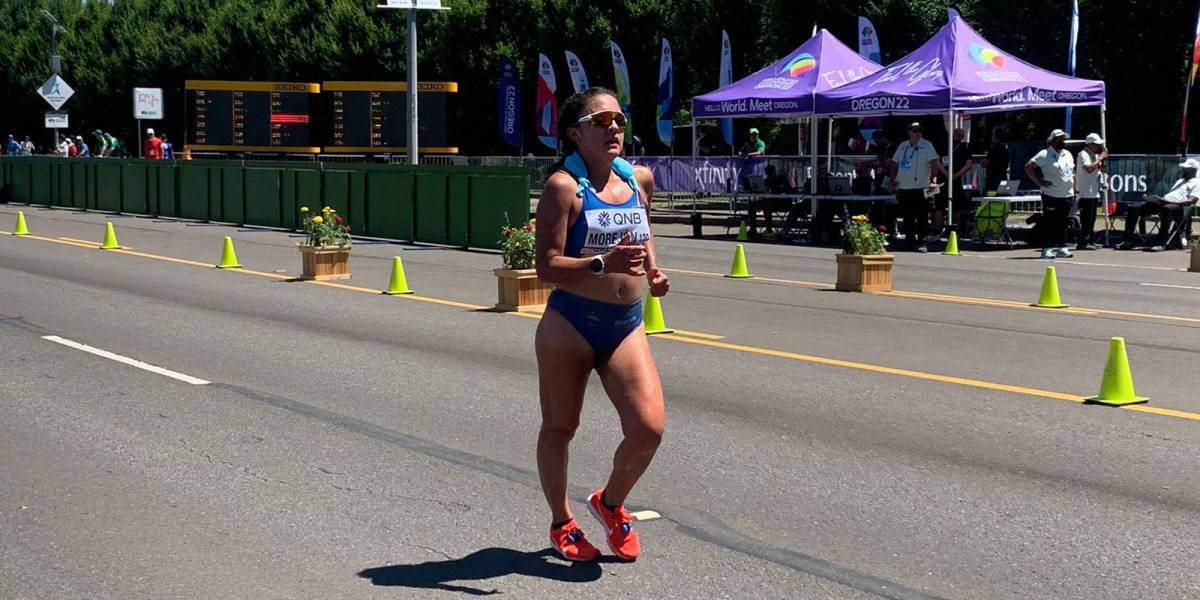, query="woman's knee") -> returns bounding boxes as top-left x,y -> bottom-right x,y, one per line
624,416 -> 664,451
540,418 -> 580,443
